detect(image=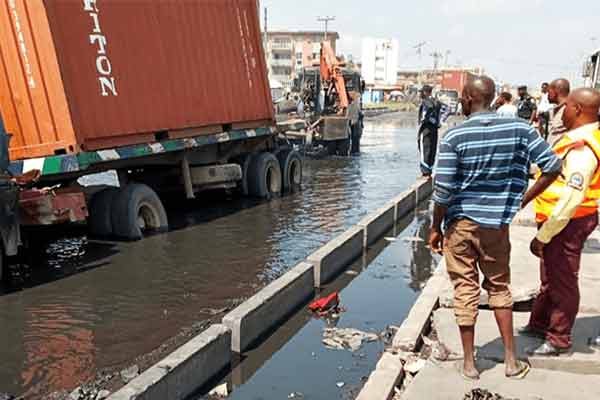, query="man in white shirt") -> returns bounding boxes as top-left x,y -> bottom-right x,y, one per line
537,82 -> 554,140
495,92 -> 518,118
